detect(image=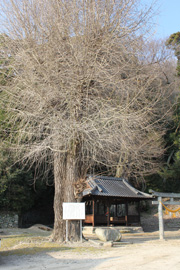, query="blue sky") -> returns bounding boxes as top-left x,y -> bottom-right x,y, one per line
154,0 -> 180,39
0,0 -> 179,40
